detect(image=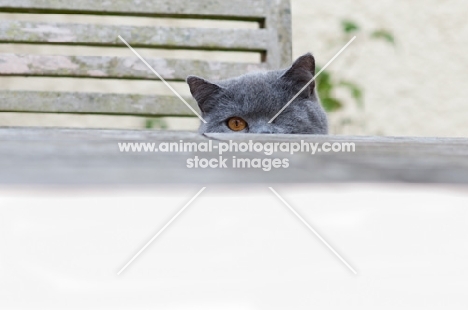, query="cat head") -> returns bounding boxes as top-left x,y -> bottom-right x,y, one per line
186,53 -> 328,134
